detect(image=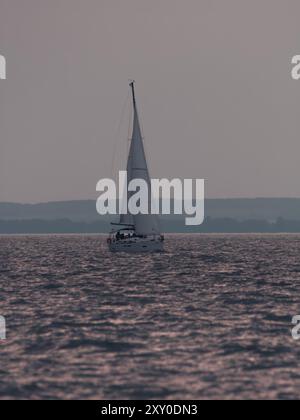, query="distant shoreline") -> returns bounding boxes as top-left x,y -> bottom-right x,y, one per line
1,217 -> 300,234
1,198 -> 300,233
